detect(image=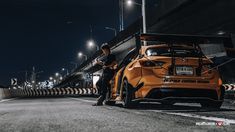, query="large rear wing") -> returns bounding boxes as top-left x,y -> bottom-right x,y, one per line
140,33 -> 232,45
